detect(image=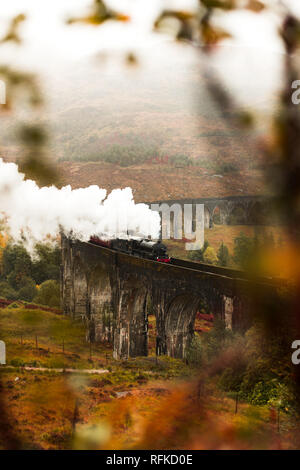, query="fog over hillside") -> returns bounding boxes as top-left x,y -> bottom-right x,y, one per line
2,45 -> 274,158
0,11 -> 283,200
